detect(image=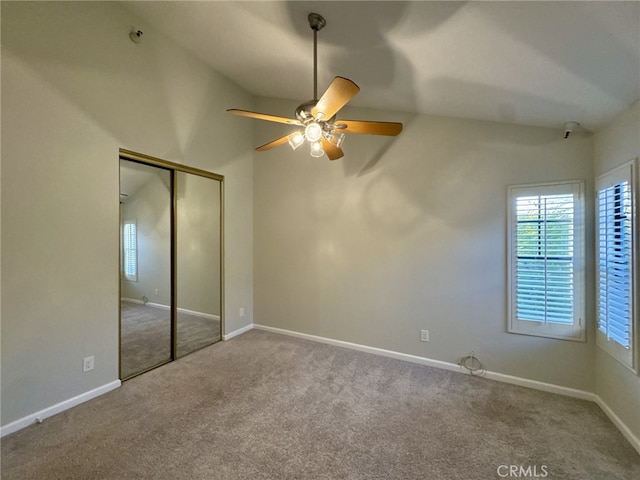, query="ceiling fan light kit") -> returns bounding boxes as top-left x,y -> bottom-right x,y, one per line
227,13 -> 403,161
